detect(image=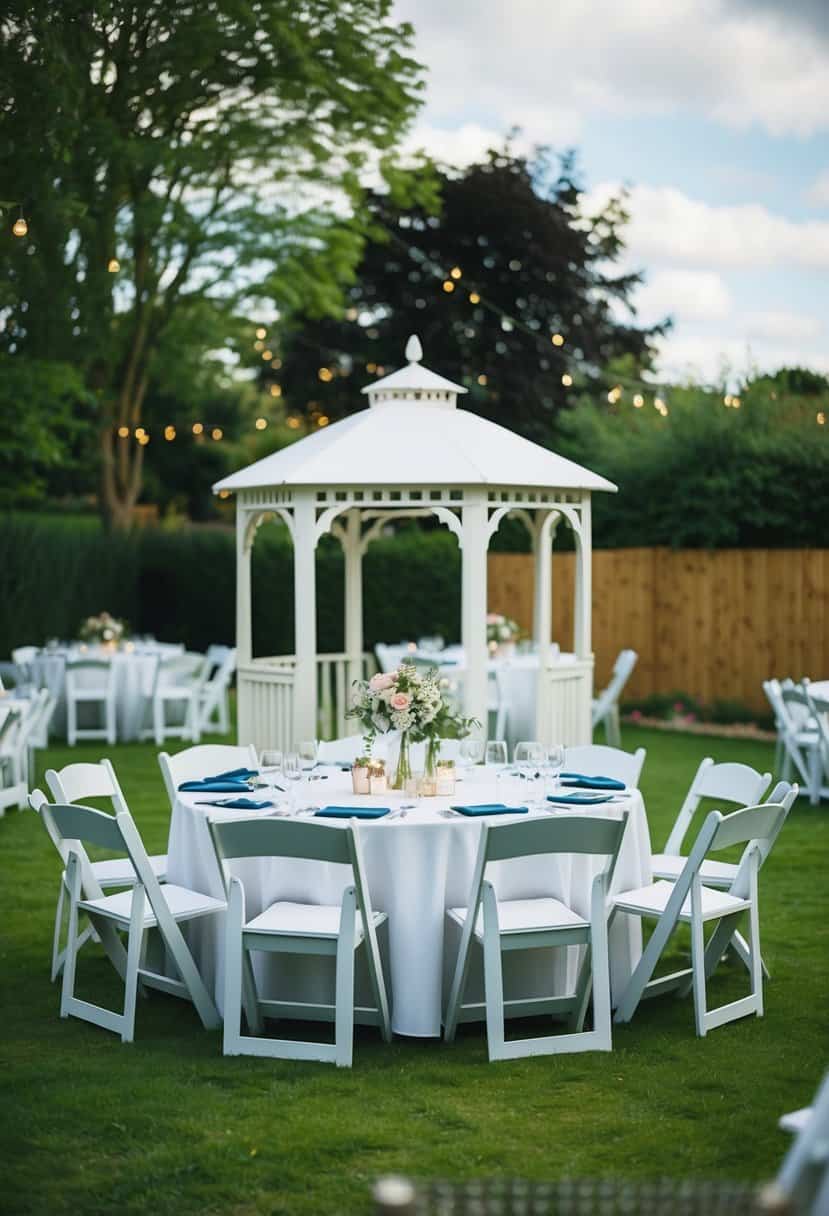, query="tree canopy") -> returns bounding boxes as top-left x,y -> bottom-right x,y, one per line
274,146 -> 666,443
0,0 -> 429,524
